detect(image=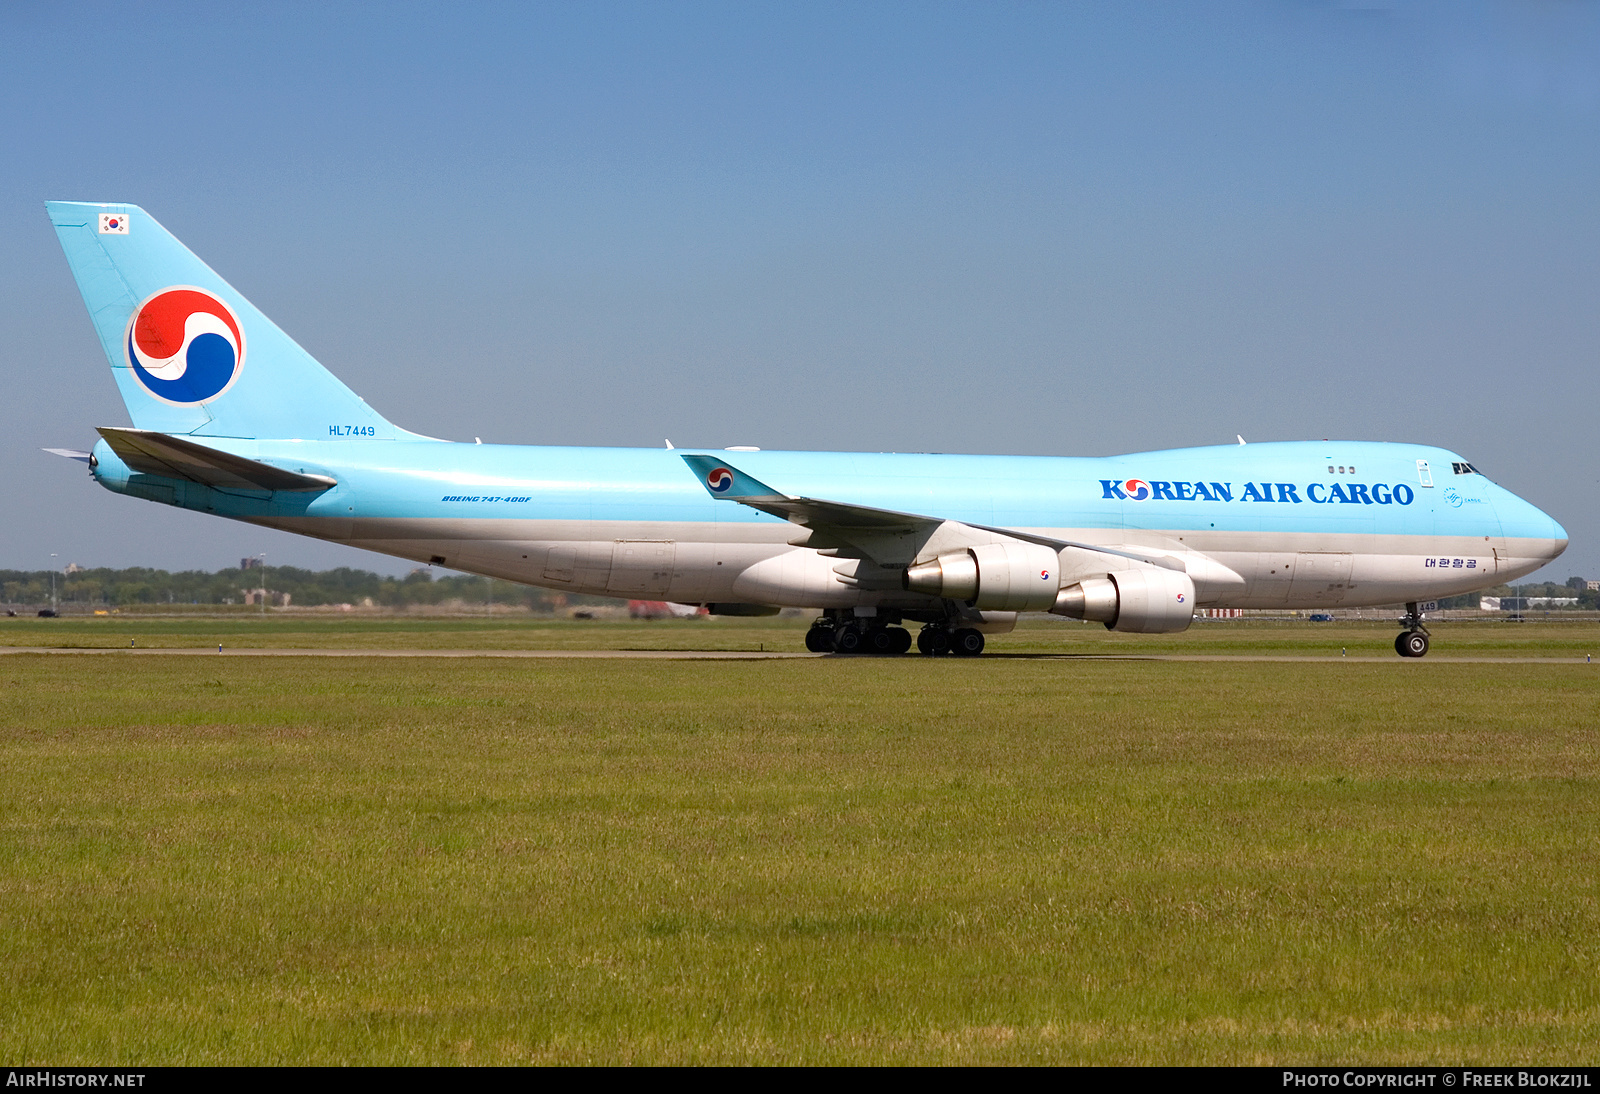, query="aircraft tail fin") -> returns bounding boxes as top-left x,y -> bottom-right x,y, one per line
46,201 -> 401,441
